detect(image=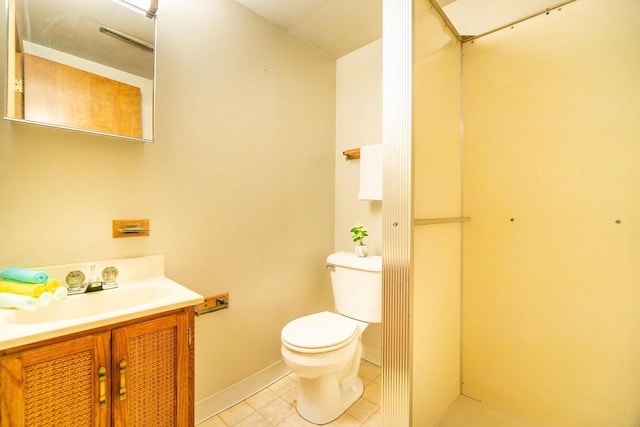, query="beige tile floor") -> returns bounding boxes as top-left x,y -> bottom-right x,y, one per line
198,361 -> 533,427
198,359 -> 381,427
